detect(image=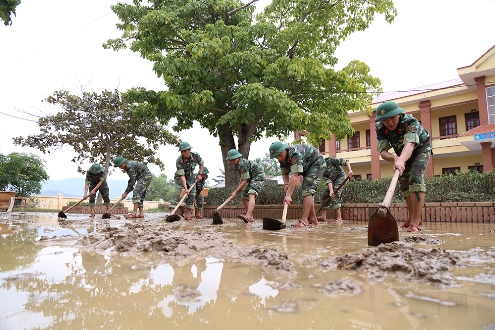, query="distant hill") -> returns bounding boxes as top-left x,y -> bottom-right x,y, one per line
41,178 -> 130,199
